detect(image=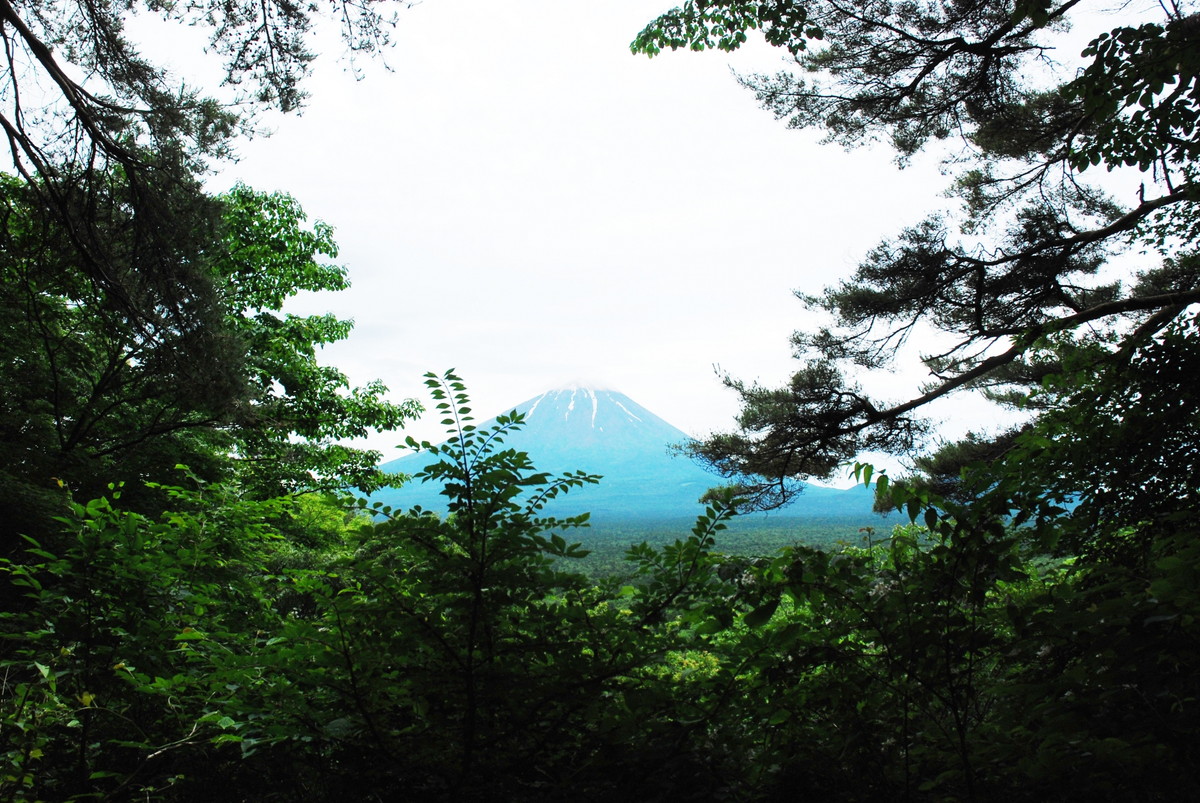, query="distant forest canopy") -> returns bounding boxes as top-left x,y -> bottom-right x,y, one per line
564,515 -> 901,576
2,1 -> 1199,801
